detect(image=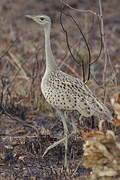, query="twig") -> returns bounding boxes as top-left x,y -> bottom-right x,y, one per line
60,2 -> 92,82
8,51 -> 29,80
2,106 -> 39,135
90,17 -> 103,65
67,14 -> 91,82
62,0 -> 99,17
60,6 -> 81,66
60,0 -> 104,83
98,0 -> 108,103
63,2 -> 103,66
0,39 -> 17,61
107,52 -> 118,89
